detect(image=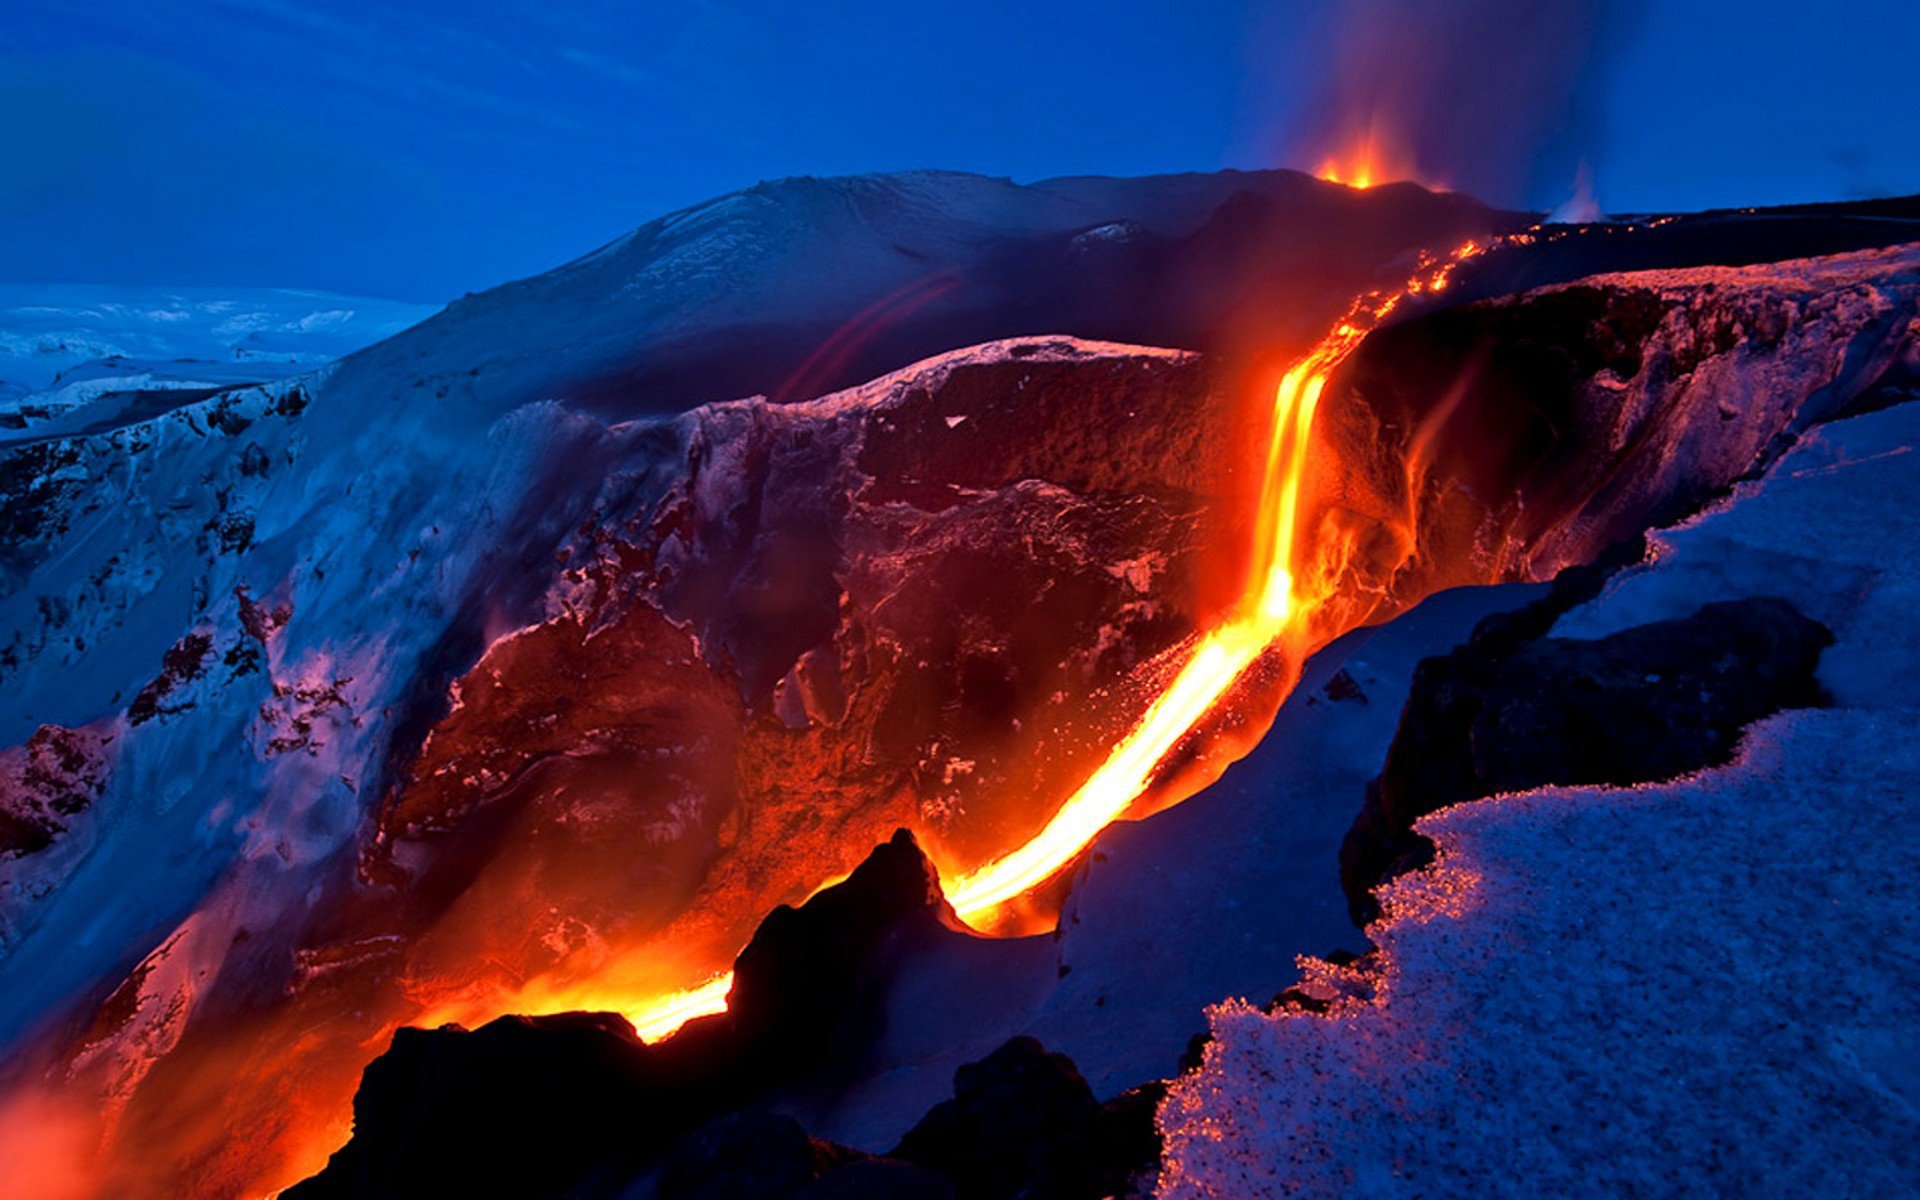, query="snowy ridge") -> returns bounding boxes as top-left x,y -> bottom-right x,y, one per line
1159,403 -> 1920,1197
